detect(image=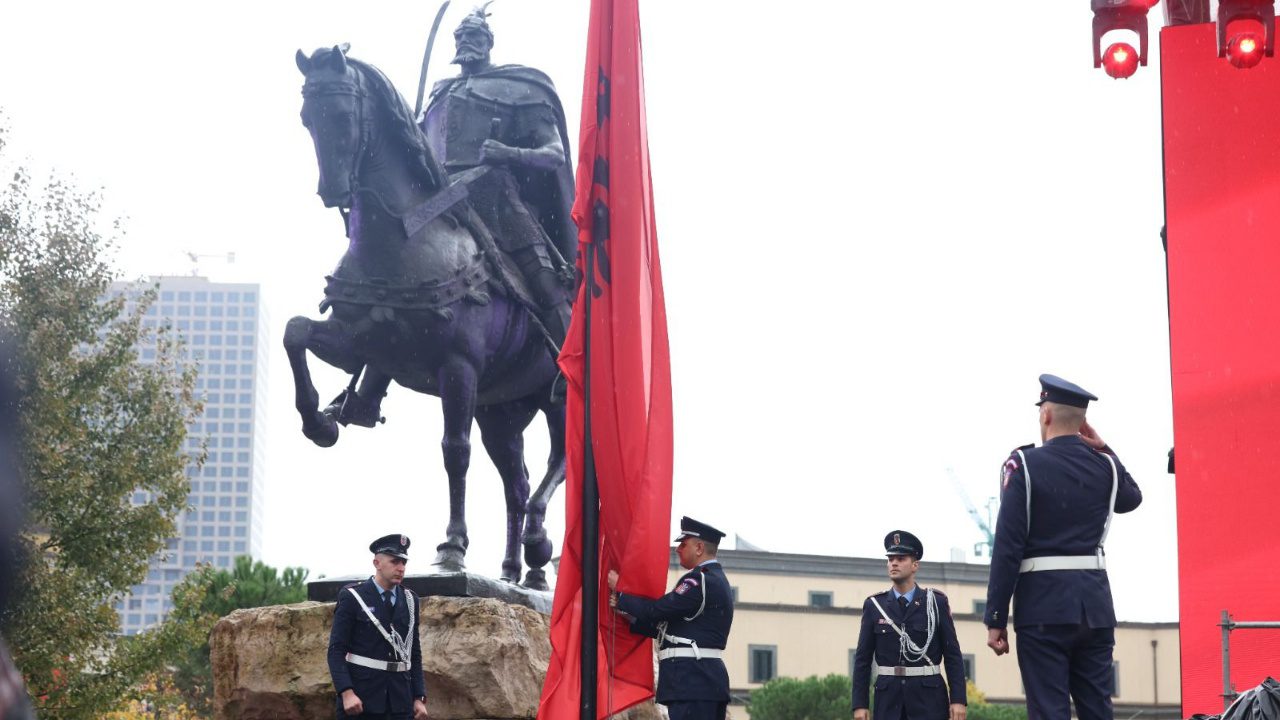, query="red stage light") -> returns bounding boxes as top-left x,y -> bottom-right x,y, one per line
1102,42 -> 1141,78
1227,32 -> 1266,68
